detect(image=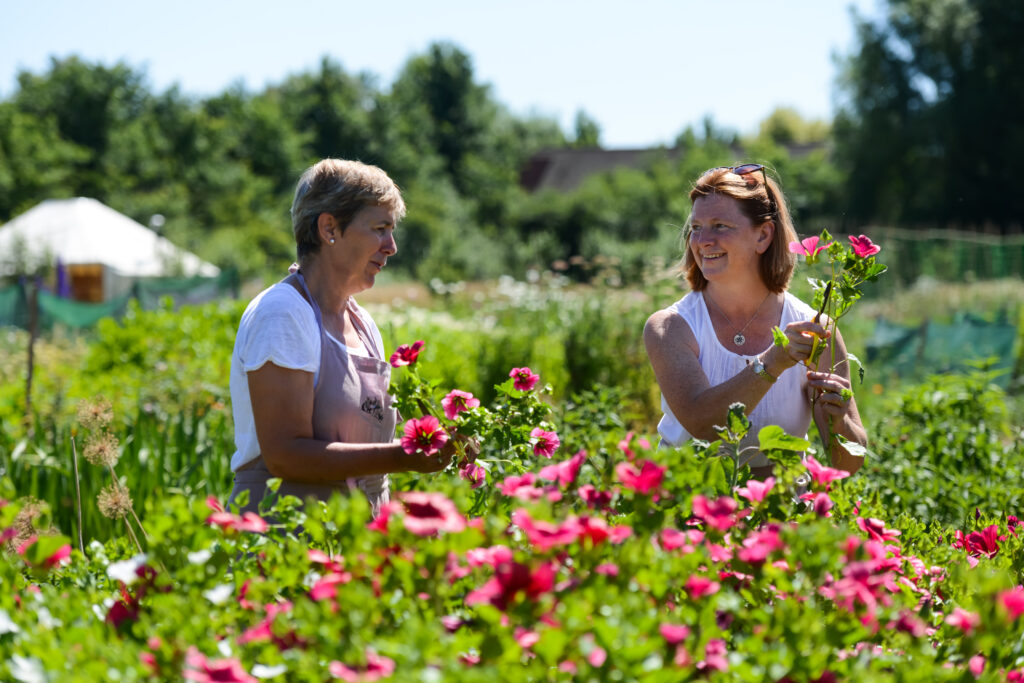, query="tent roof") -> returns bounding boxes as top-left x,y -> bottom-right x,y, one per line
0,197 -> 219,277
